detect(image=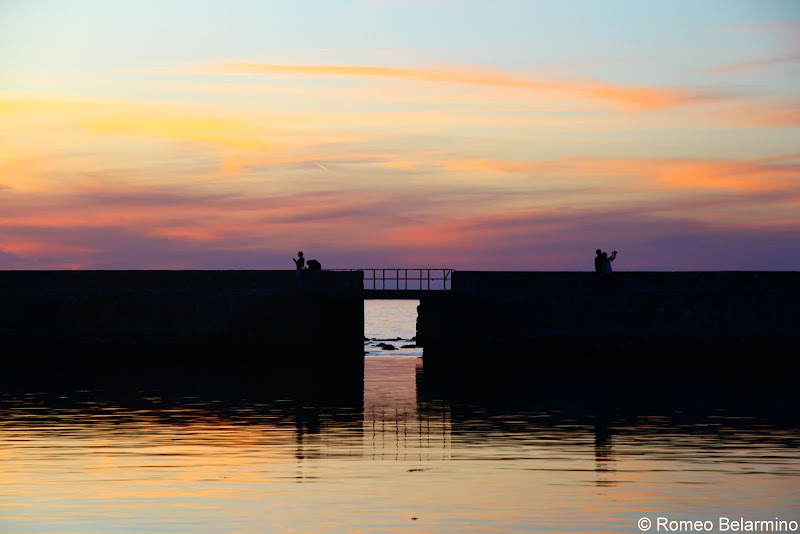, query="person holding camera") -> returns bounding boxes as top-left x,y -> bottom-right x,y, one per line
594,249 -> 617,274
